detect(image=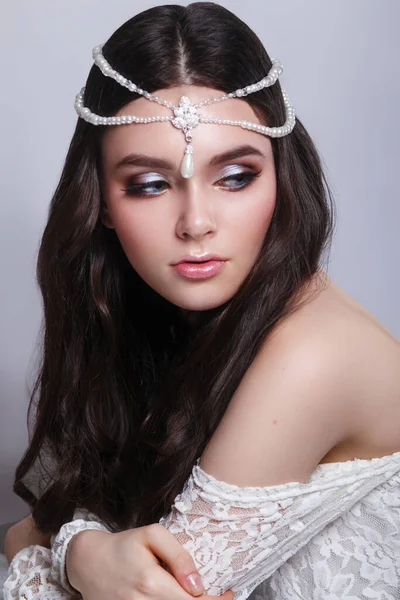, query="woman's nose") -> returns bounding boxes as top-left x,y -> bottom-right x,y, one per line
175,190 -> 217,241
